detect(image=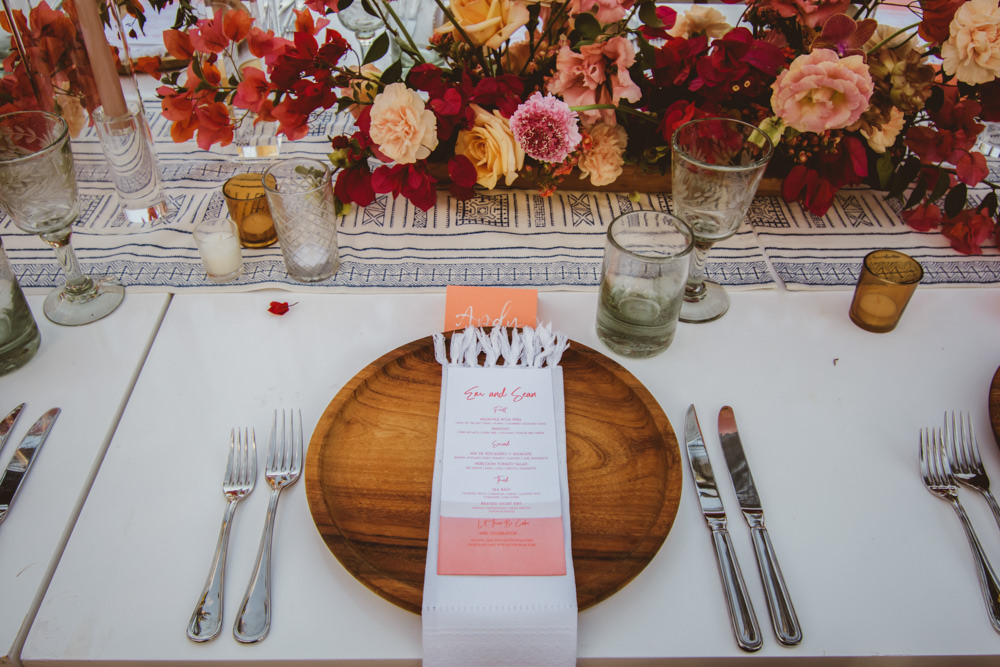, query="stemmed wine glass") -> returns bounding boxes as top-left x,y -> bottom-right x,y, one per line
671,117 -> 773,323
337,0 -> 385,57
0,111 -> 124,325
